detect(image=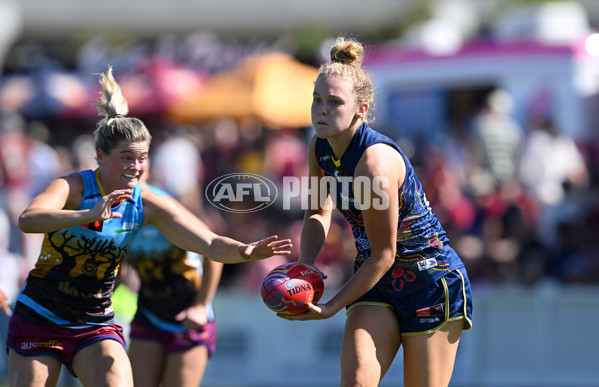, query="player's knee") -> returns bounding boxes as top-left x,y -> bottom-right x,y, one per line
105,367 -> 133,387
340,362 -> 382,387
